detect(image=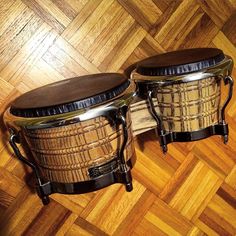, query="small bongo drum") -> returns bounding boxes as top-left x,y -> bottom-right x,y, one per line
4,73 -> 136,204
131,48 -> 234,152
